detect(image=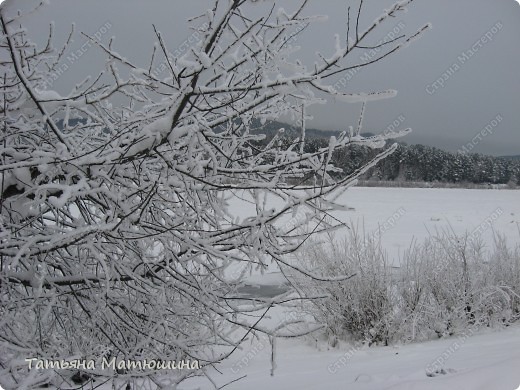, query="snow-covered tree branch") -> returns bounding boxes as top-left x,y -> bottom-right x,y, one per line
0,0 -> 428,388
